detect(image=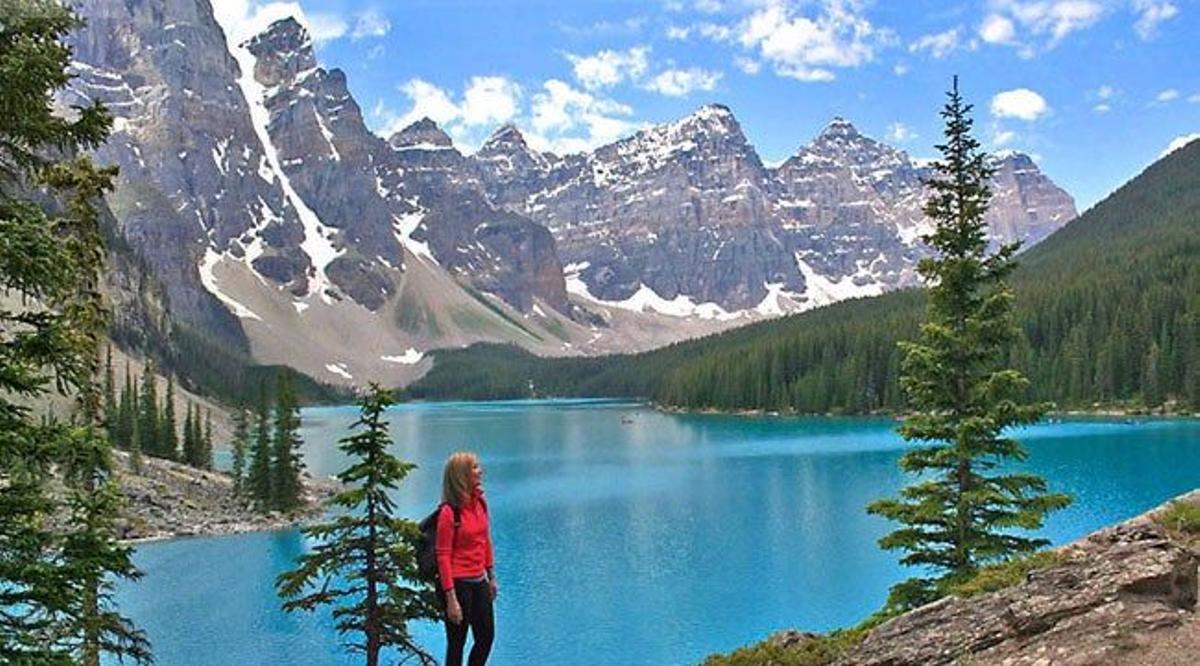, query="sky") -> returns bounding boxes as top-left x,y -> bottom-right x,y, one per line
211,0 -> 1200,211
